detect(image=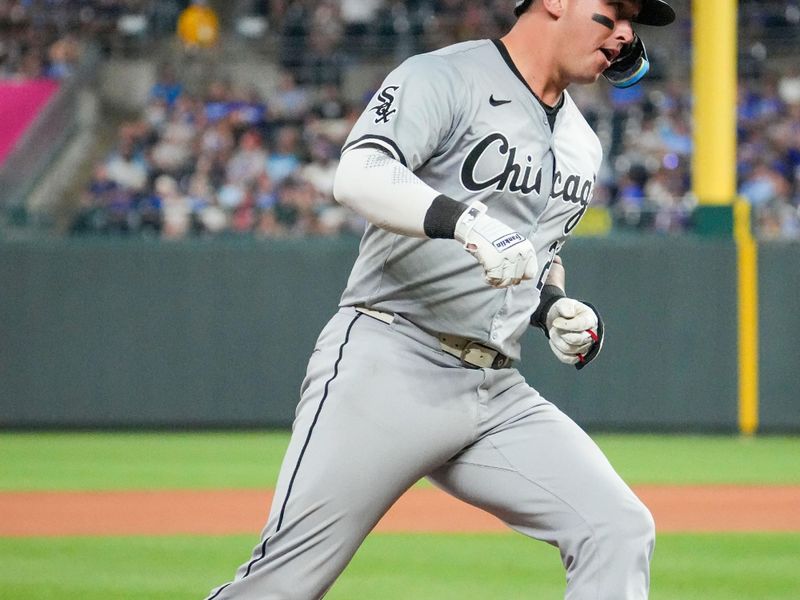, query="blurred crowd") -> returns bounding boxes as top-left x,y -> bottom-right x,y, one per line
573,69 -> 800,238
70,67 -> 365,238
1,0 -> 84,79
5,0 -> 797,239
73,63 -> 800,240
737,73 -> 800,239
256,0 -> 517,85
0,0 -> 188,79
73,71 -> 800,239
